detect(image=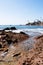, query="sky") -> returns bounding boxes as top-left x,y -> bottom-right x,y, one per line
0,0 -> 43,25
